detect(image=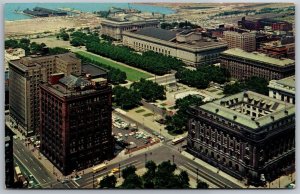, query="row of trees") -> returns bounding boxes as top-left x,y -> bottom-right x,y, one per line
99,160 -> 208,189
77,54 -> 127,84
70,30 -> 100,47
175,65 -> 230,89
131,78 -> 166,102
5,38 -> 48,56
5,38 -> 71,56
161,21 -> 201,30
223,76 -> 269,96
113,78 -> 166,109
86,42 -> 184,75
166,95 -> 204,134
